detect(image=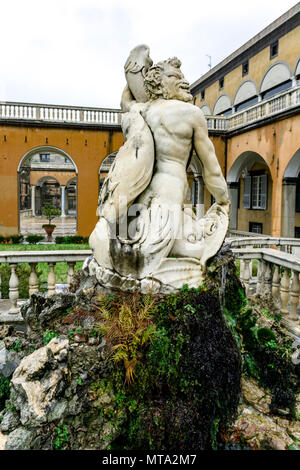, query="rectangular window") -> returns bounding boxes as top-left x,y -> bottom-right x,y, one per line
39,153 -> 50,163
219,77 -> 224,90
243,174 -> 268,210
295,227 -> 300,238
201,90 -> 205,100
242,61 -> 249,76
249,222 -> 263,234
270,40 -> 278,59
